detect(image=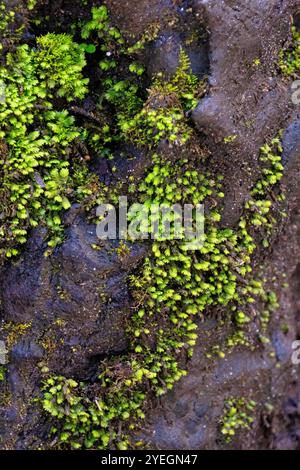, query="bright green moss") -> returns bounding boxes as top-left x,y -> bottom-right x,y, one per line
80,4 -> 160,57
0,365 -> 6,381
245,137 -> 284,231
0,3 -> 284,450
2,321 -> 32,349
26,8 -> 285,442
0,34 -> 89,258
220,397 -> 256,442
279,25 -> 300,76
223,134 -> 237,144
42,129 -> 284,448
27,0 -> 37,11
81,5 -> 124,48
226,330 -> 251,349
35,34 -> 89,100
127,23 -> 161,55
122,106 -> 191,147
121,49 -> 203,147
0,2 -> 16,39
103,79 -> 144,133
260,290 -> 279,330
